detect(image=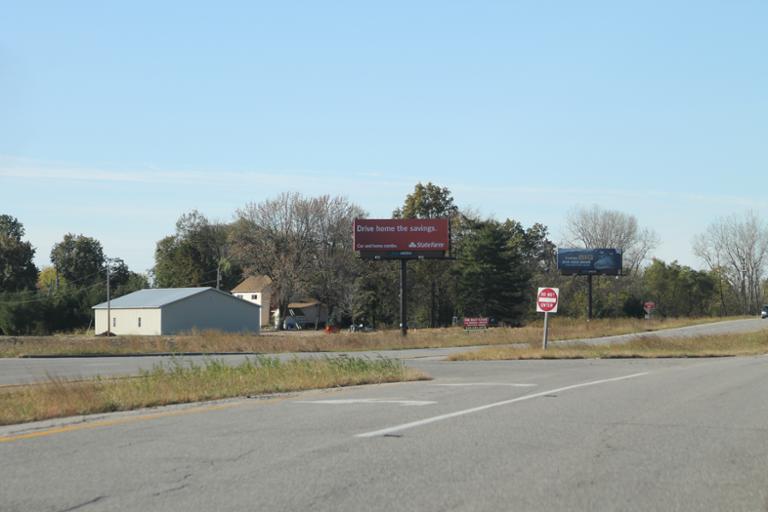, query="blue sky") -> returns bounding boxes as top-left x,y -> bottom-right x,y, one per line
2,1 -> 766,274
